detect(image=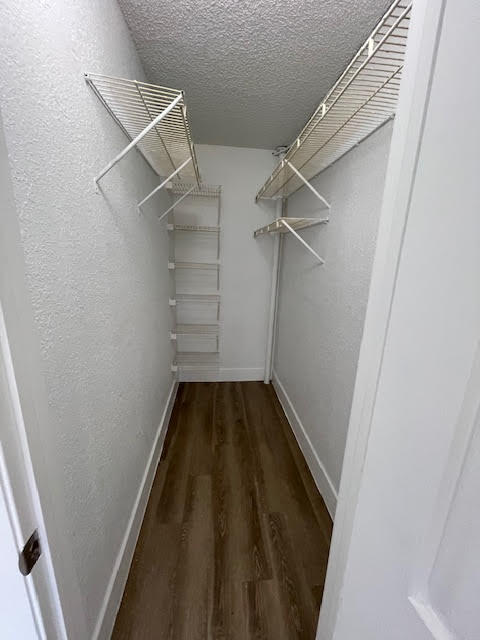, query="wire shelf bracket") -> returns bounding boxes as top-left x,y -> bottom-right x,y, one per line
138,158 -> 193,212
285,161 -> 330,209
254,216 -> 329,237
254,217 -> 327,265
281,220 -> 325,265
